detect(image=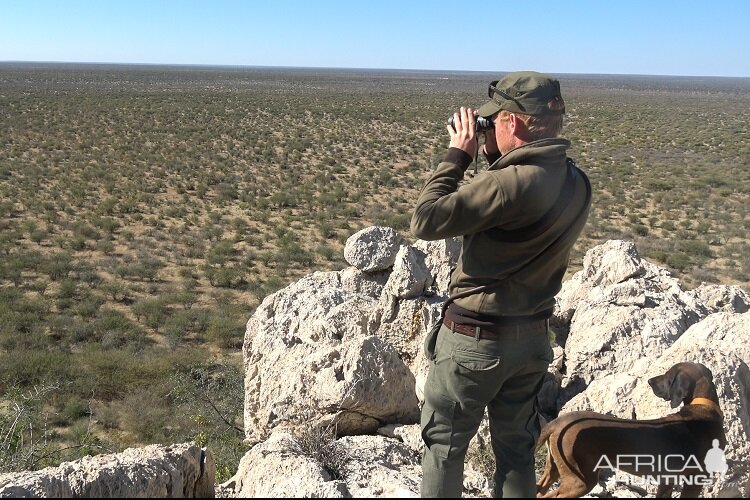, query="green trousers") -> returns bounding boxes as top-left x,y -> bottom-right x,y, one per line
420,323 -> 552,498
